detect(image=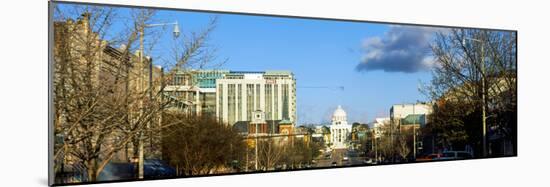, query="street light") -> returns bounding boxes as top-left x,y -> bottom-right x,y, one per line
462,36 -> 488,158
173,21 -> 180,38
136,20 -> 181,180
144,21 -> 181,38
